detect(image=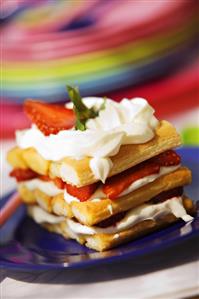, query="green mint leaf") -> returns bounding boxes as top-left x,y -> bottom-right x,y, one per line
66,85 -> 106,131
100,97 -> 107,111
75,119 -> 86,131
